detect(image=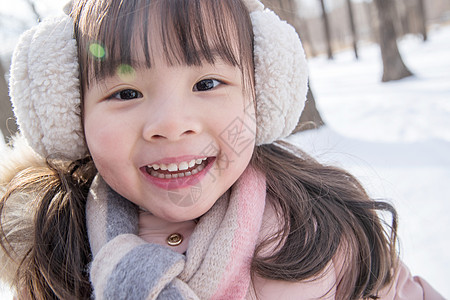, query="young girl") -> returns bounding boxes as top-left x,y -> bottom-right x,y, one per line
0,0 -> 444,299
